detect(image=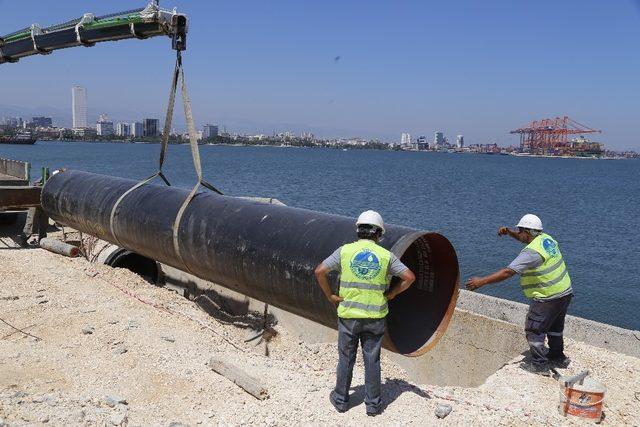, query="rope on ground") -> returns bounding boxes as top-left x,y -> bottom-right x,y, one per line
88,269 -> 244,352
0,316 -> 42,341
420,386 -> 533,418
1,323 -> 38,340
